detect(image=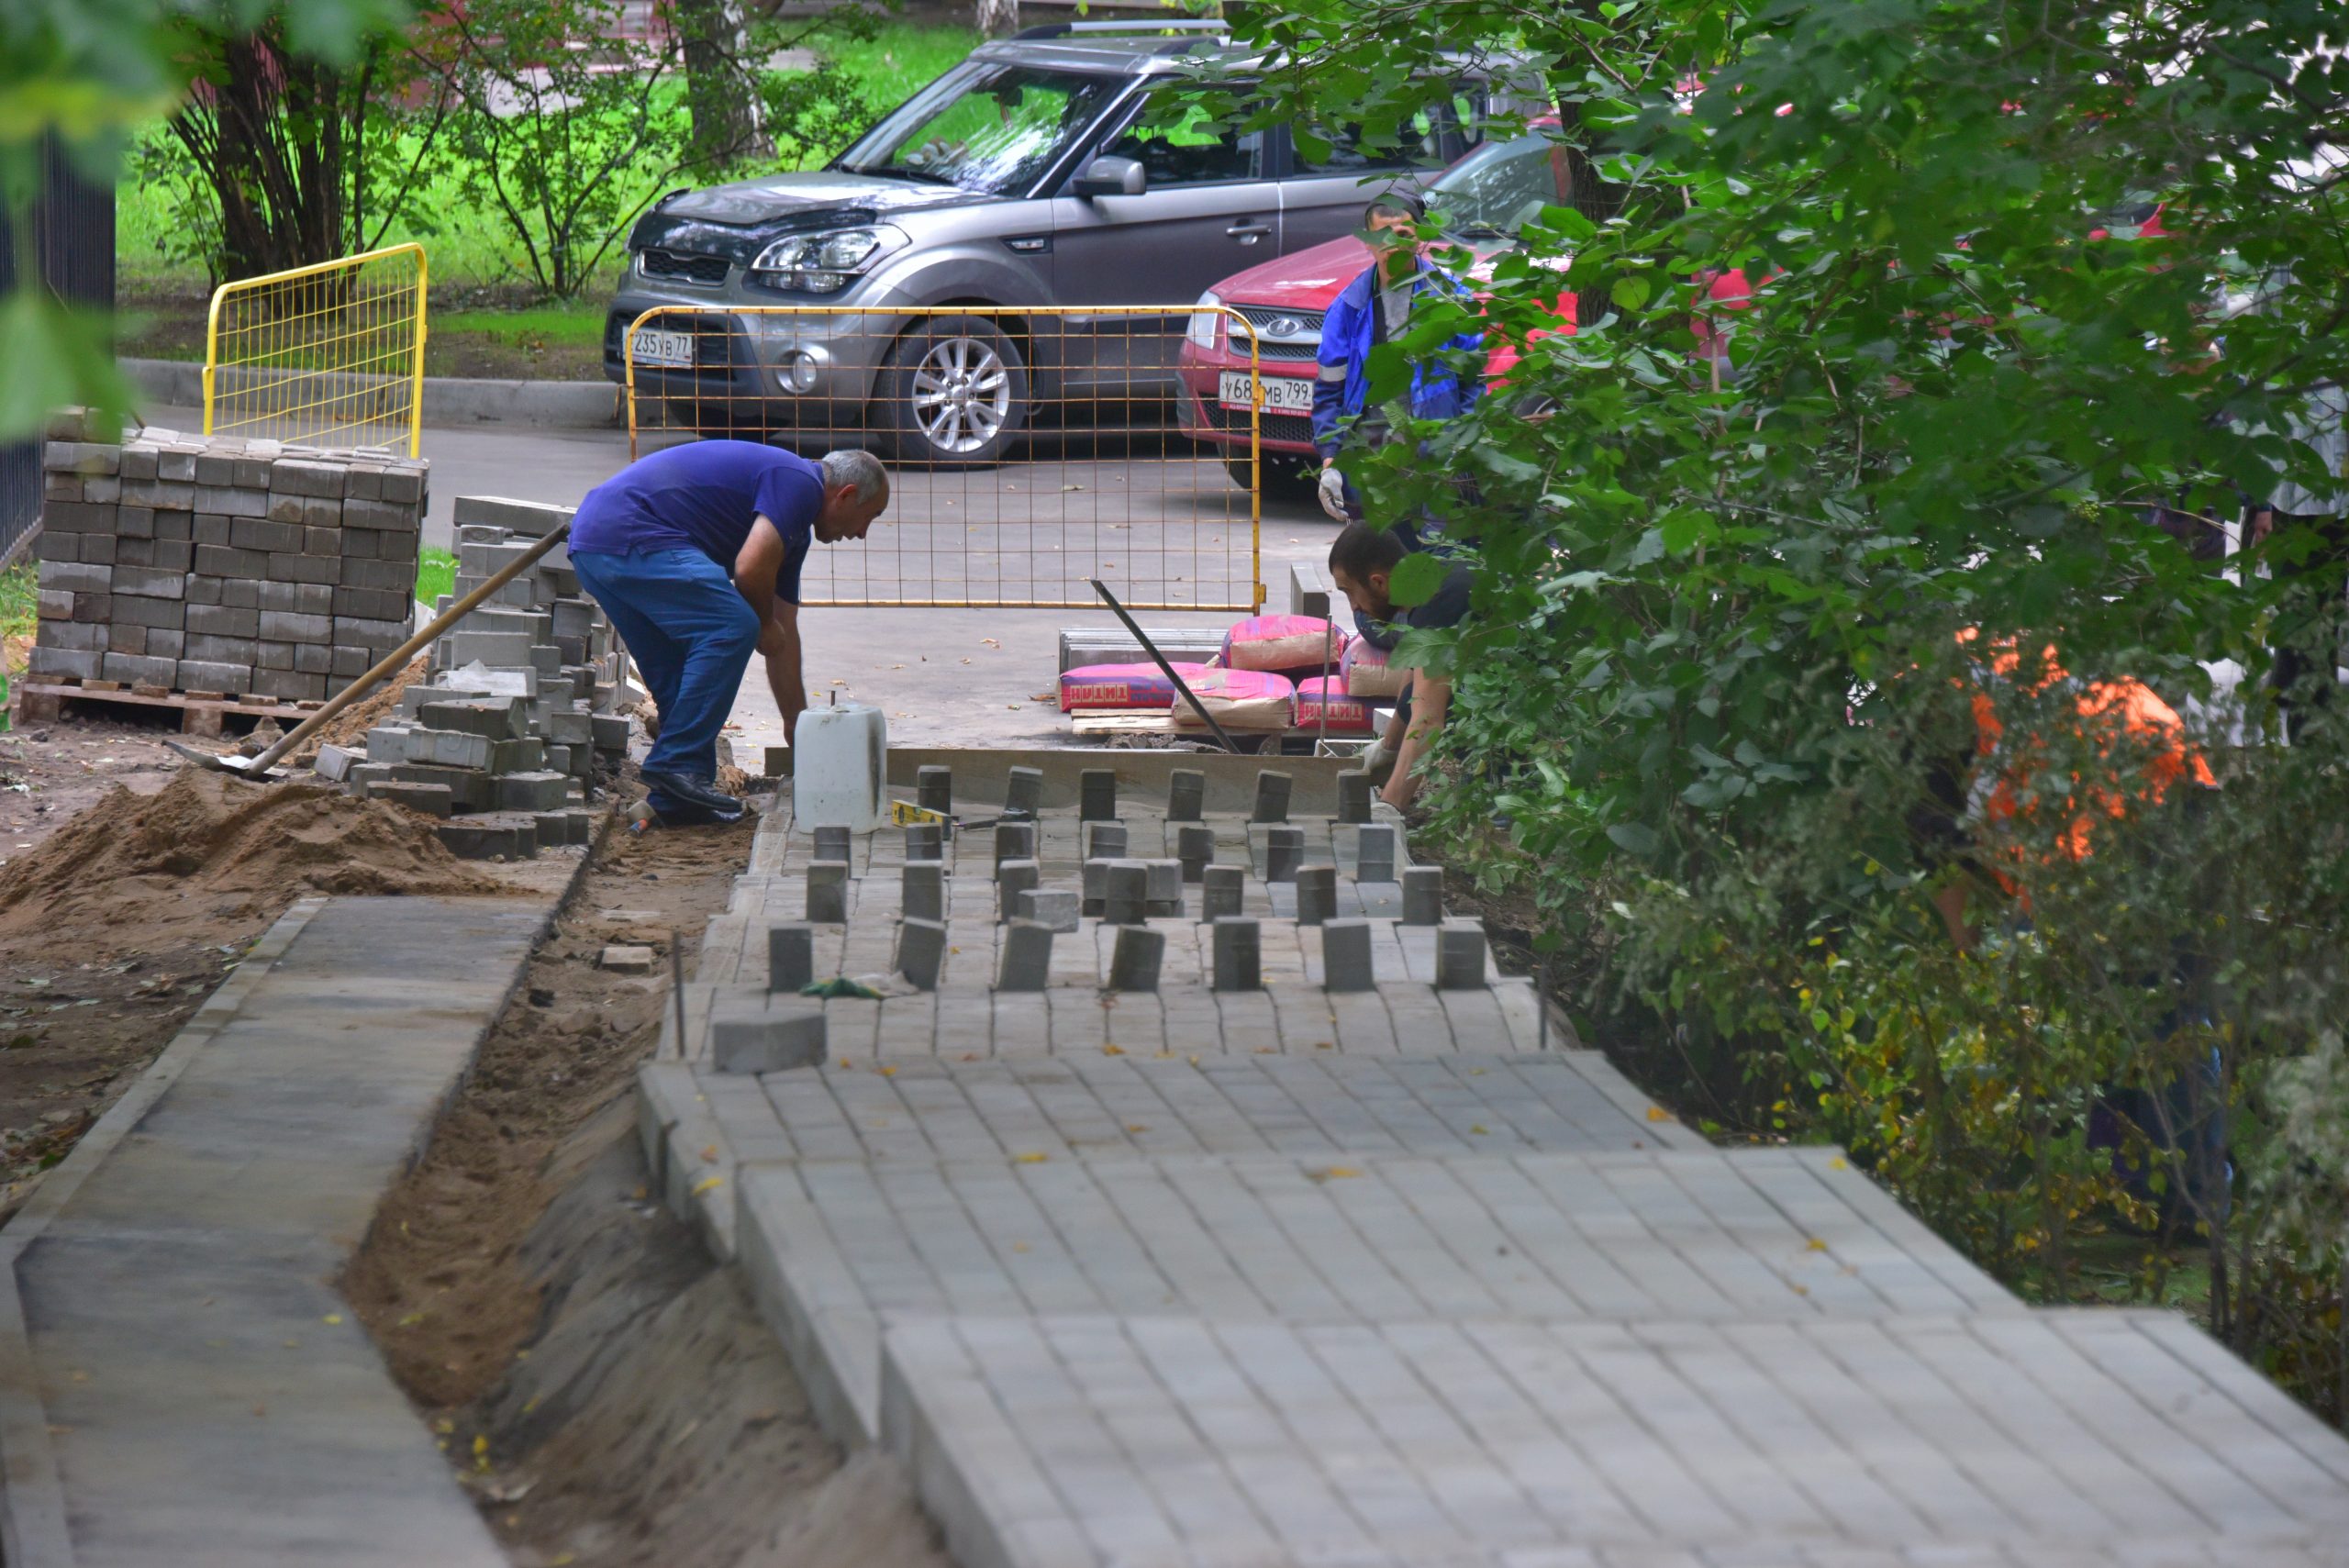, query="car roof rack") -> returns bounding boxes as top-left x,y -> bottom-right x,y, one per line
1012,18 -> 1230,39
